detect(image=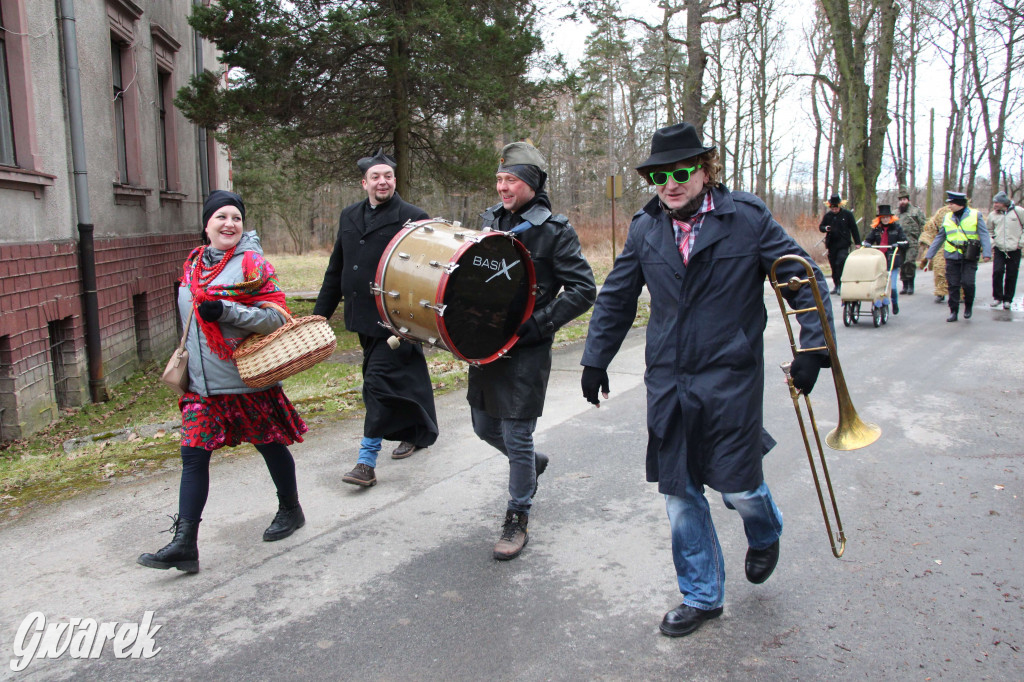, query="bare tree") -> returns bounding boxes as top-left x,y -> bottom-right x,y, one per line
818,0 -> 901,220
